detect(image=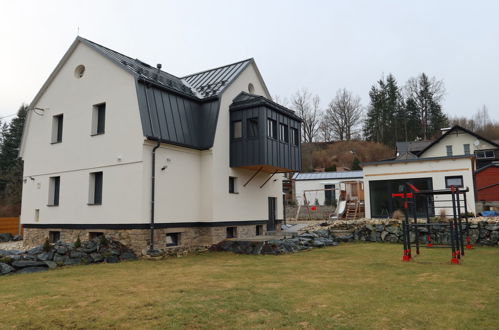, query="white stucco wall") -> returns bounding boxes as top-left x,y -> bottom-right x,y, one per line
421,129 -> 496,158
363,157 -> 476,218
21,42 -> 145,225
